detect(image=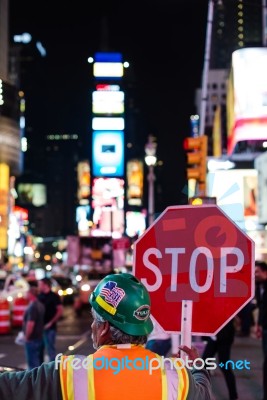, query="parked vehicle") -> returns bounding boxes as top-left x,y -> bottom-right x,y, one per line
0,272 -> 29,308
